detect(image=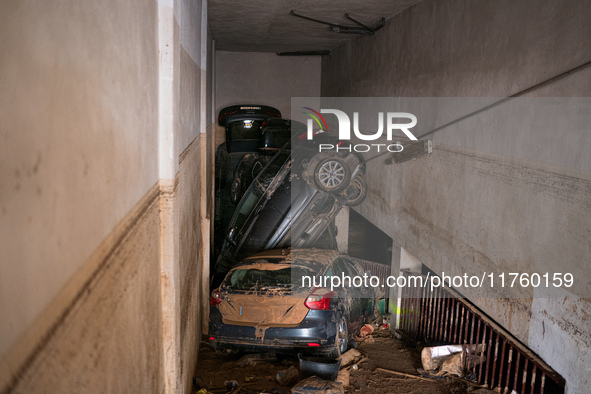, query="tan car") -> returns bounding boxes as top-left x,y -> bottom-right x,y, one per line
209,248 -> 377,357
